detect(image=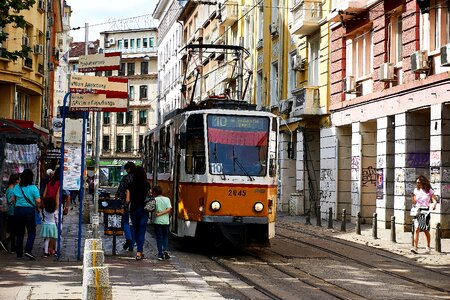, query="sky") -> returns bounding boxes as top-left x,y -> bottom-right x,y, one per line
67,0 -> 158,42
